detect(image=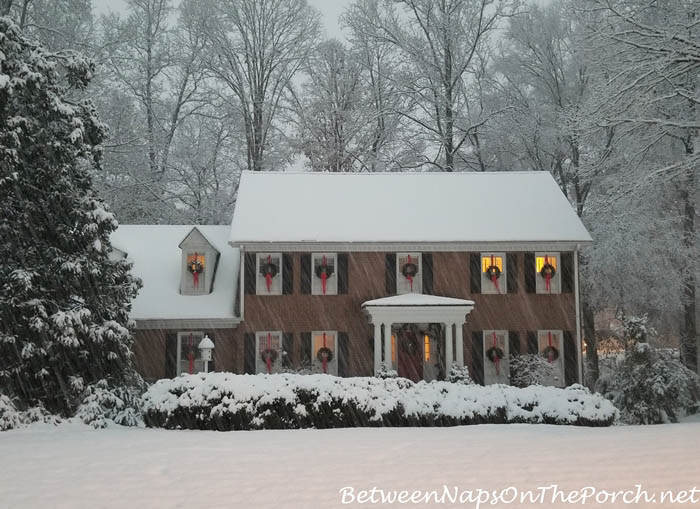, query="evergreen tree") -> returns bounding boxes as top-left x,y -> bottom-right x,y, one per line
0,18 -> 141,415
